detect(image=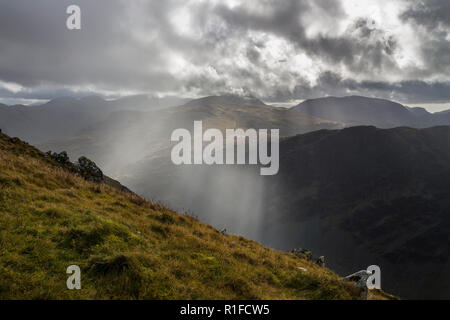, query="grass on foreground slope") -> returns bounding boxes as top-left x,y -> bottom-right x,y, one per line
0,132 -> 363,300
